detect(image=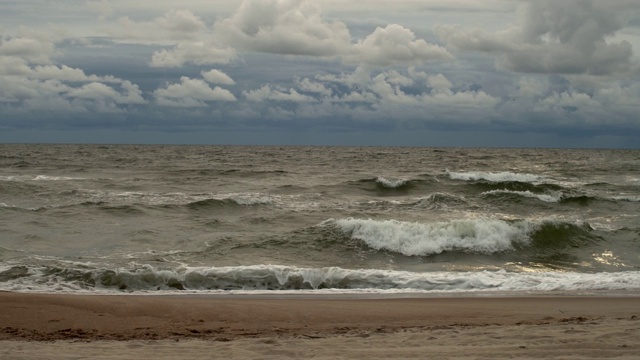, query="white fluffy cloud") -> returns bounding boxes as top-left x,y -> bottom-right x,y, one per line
154,76 -> 237,107
240,67 -> 500,124
104,0 -> 452,68
66,81 -> 145,105
347,24 -> 453,66
150,42 -> 236,68
215,0 -> 453,65
201,69 -> 236,85
107,10 -> 207,43
0,76 -> 145,114
0,34 -> 146,113
213,0 -> 351,56
102,9 -> 237,68
243,85 -> 315,102
437,0 -> 639,75
0,36 -> 55,65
